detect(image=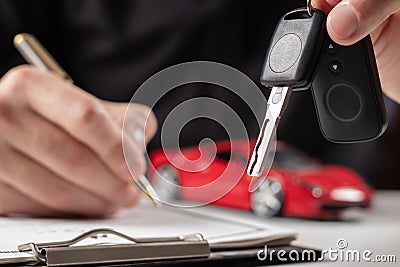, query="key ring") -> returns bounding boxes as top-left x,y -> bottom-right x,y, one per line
307,0 -> 314,17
